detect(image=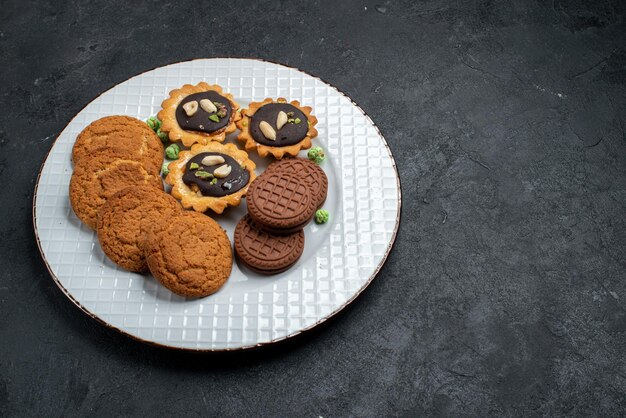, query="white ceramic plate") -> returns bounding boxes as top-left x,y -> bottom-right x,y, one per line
34,58 -> 401,351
